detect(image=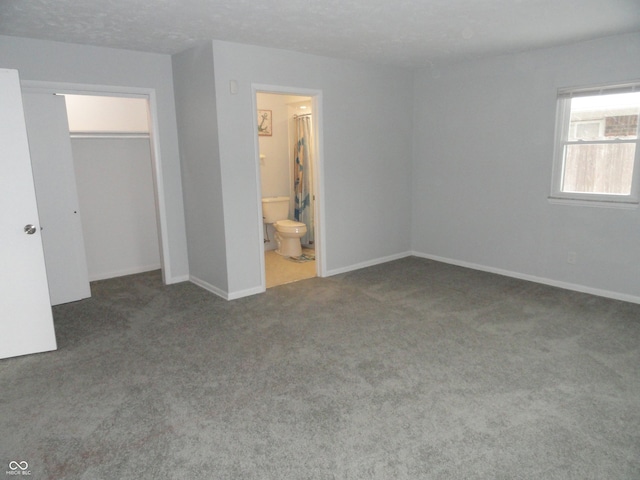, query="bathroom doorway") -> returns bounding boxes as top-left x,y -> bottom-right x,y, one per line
255,90 -> 322,288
